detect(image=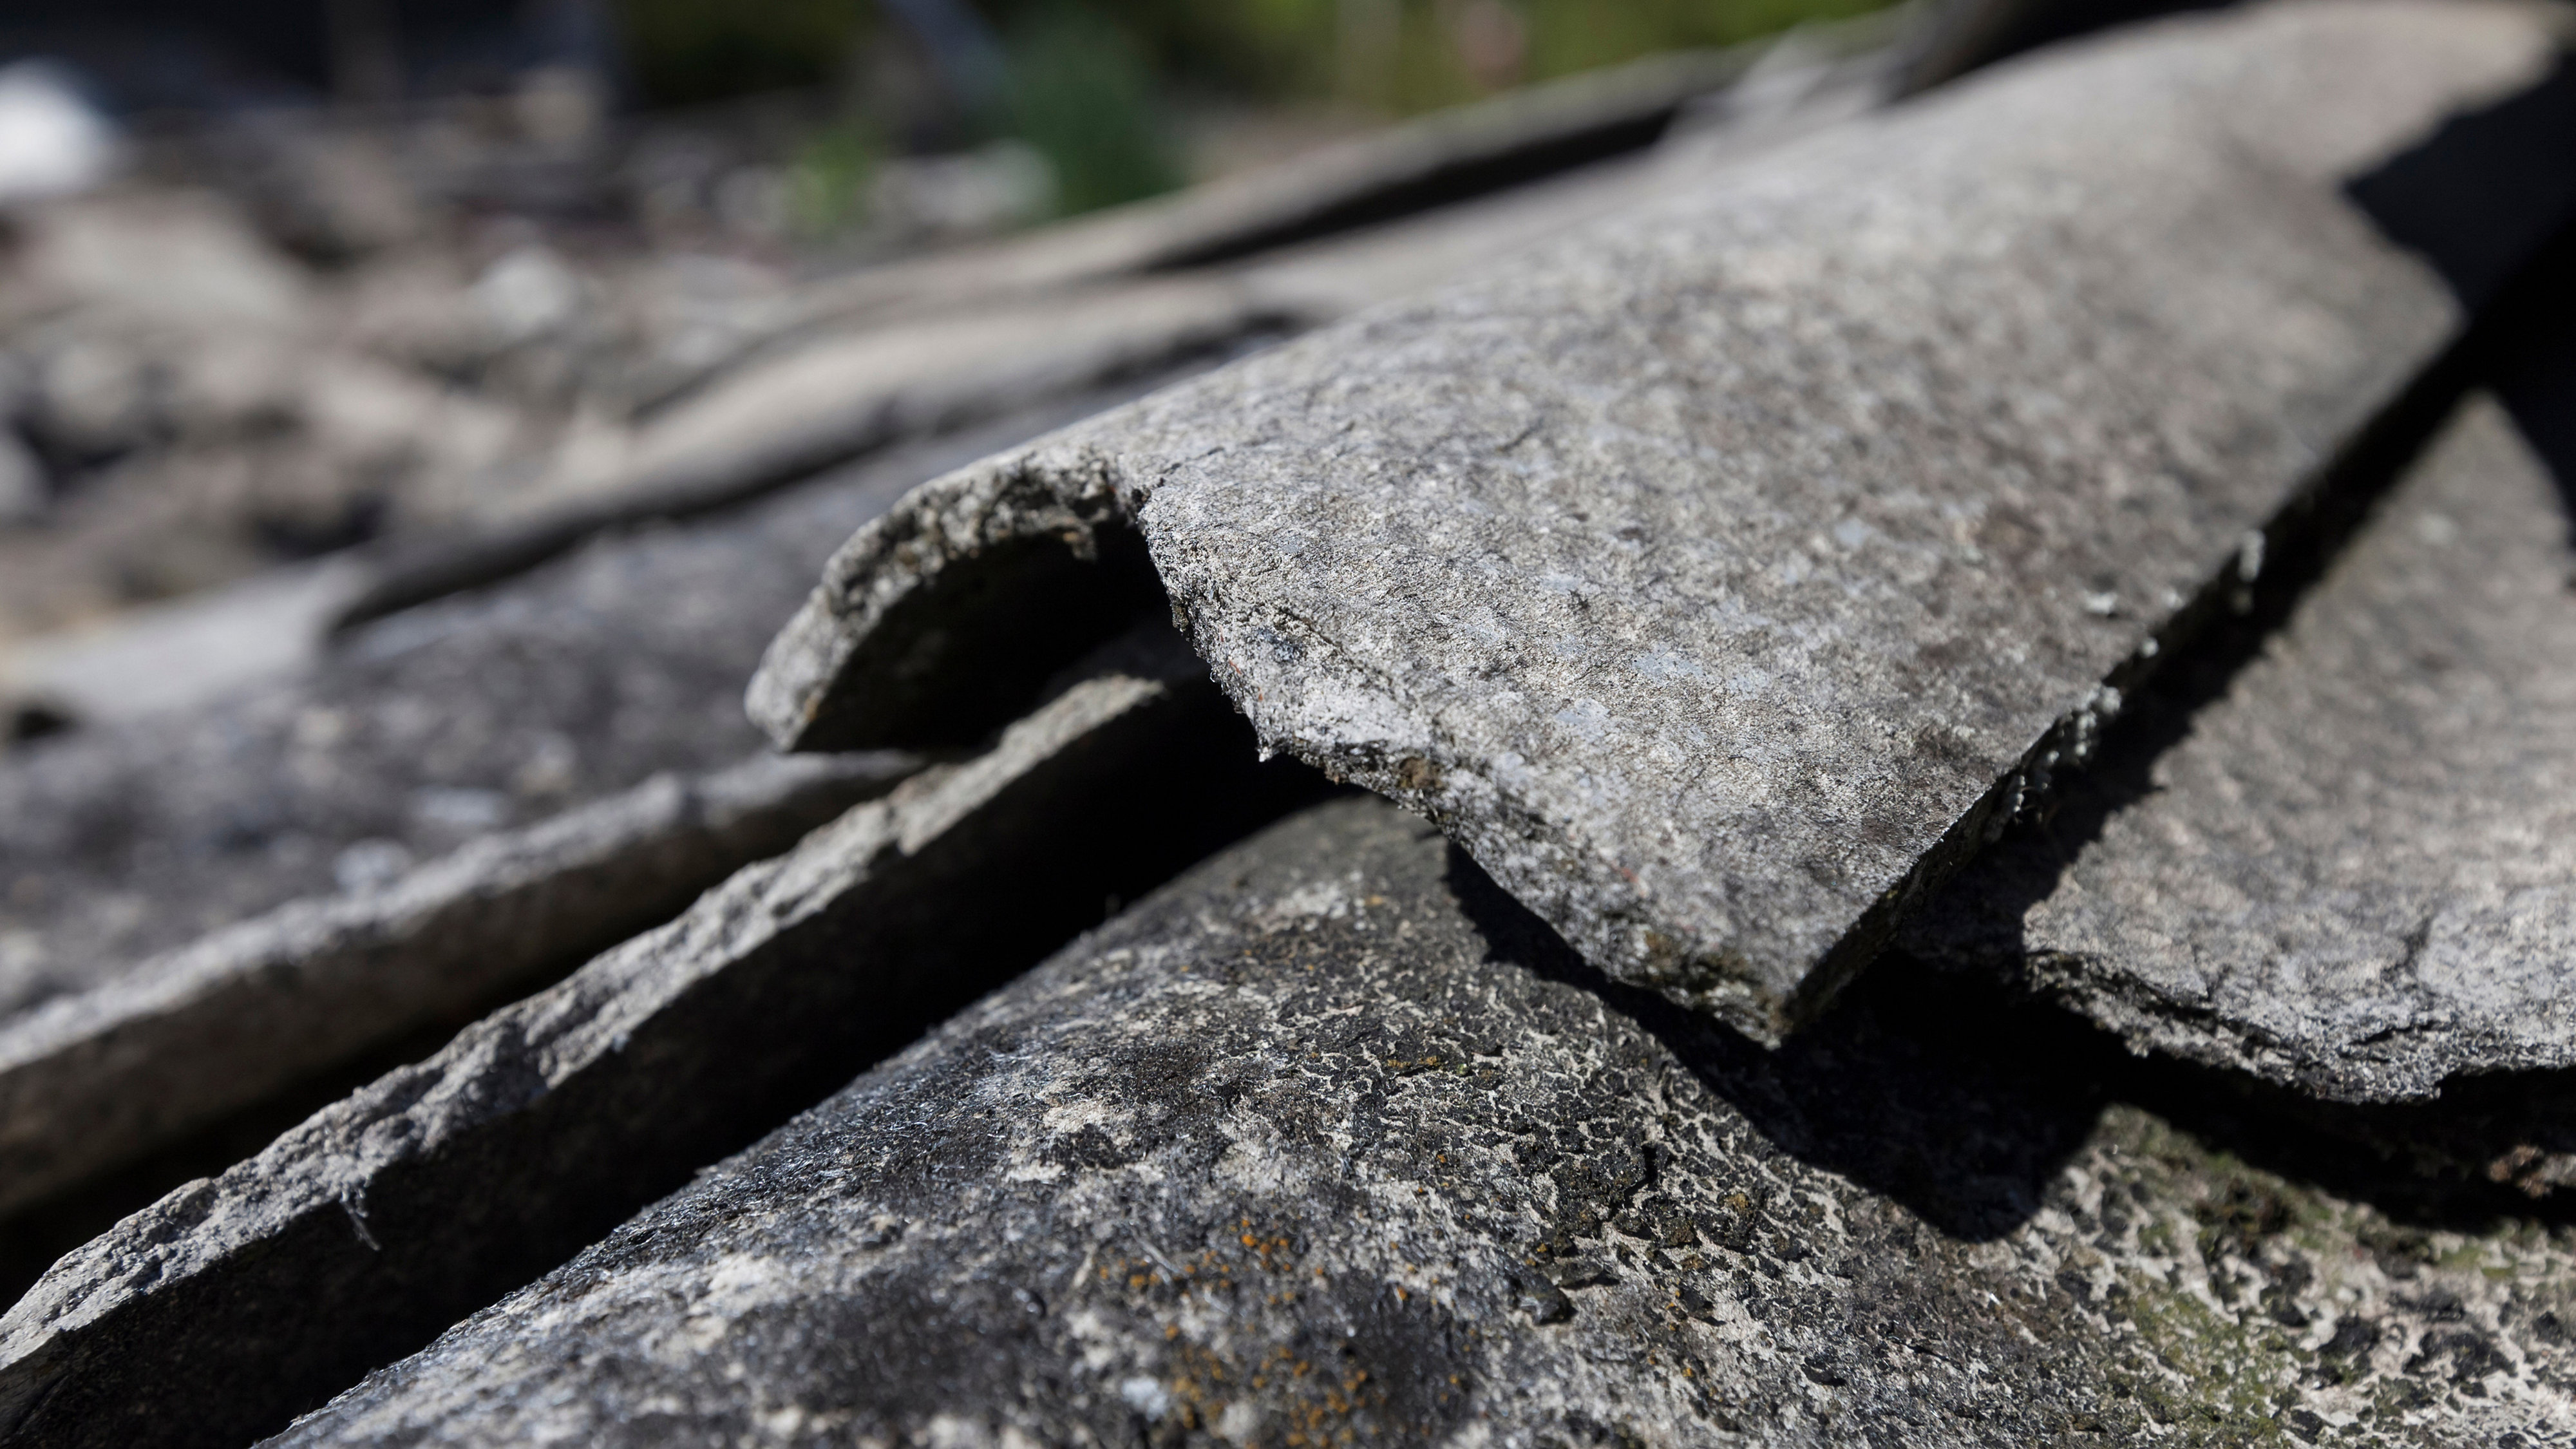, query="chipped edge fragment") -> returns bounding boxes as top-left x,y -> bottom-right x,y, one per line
747,4 -> 2576,1054
744,290 -> 2479,1053
0,623 -> 1285,1449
